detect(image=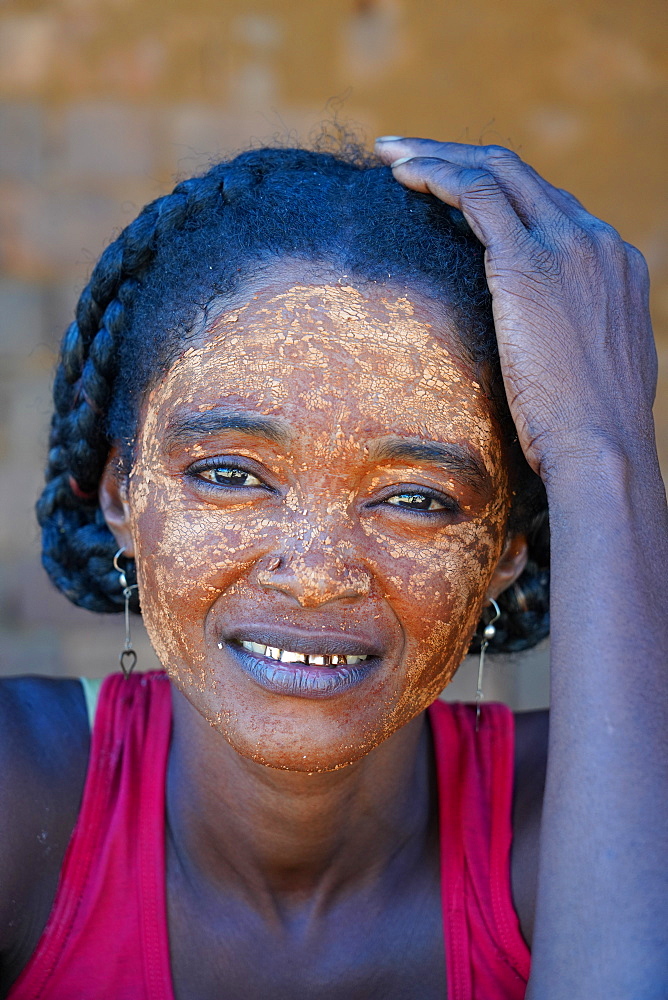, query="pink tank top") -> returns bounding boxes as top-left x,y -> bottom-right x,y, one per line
8,671 -> 530,999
